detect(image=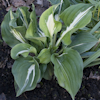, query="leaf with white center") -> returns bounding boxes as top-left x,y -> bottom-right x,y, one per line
12,57 -> 40,97
18,6 -> 30,28
21,64 -> 35,91
39,5 -> 62,38
1,11 -> 20,47
69,32 -> 98,54
11,43 -> 37,59
9,10 -> 27,43
1,6 -> 30,48
46,14 -> 55,37
56,4 -> 92,46
9,11 -> 27,39
51,48 -> 83,100
10,28 -> 27,43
